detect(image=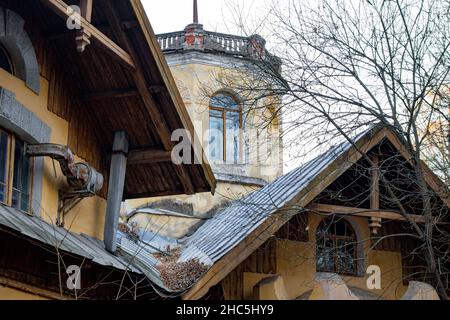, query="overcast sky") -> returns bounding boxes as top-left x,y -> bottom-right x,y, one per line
142,0 -> 255,35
